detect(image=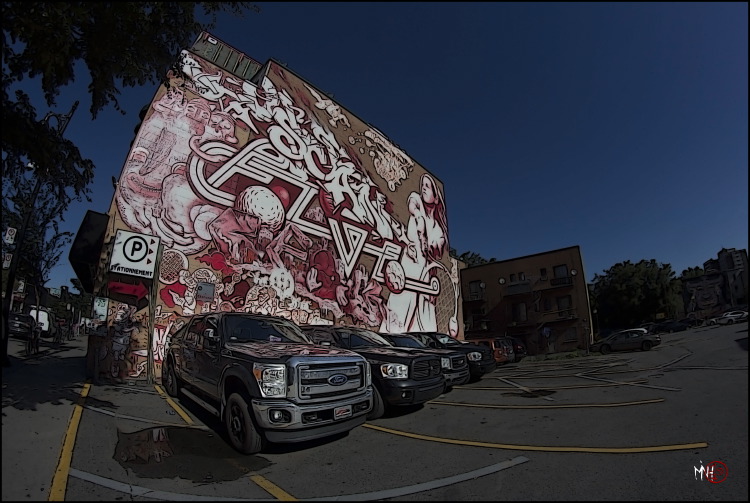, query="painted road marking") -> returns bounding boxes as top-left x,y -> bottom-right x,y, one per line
154,384 -> 195,425
574,374 -> 681,391
68,457 -> 529,501
250,474 -> 298,501
431,398 -> 666,408
497,377 -> 556,401
82,404 -> 209,429
49,381 -> 90,501
363,424 -> 708,453
456,379 -> 649,390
